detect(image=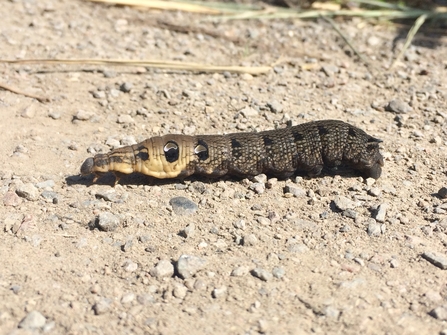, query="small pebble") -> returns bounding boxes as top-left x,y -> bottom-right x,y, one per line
240,106 -> 259,117
173,284 -> 188,299
367,221 -> 382,236
121,292 -> 135,304
96,212 -> 120,232
385,99 -> 412,114
21,104 -> 36,118
122,259 -> 138,272
36,180 -> 55,189
253,174 -> 267,184
74,110 -> 93,121
272,267 -> 285,278
150,260 -> 174,279
41,191 -> 59,203
429,306 -> 447,321
117,114 -> 135,124
333,196 -> 357,211
284,185 -> 306,197
368,187 -> 382,197
15,182 -> 39,201
390,259 -> 399,268
92,298 -> 112,315
243,234 -> 258,246
233,219 -> 246,230
3,191 -> 22,207
181,223 -> 195,238
231,266 -> 249,277
176,254 -> 207,279
422,252 -> 447,270
212,286 -> 227,298
249,182 -> 265,194
375,203 -> 388,223
251,268 -> 273,282
120,82 -> 133,93
18,311 -> 46,329
266,100 -> 283,113
169,197 -> 198,215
